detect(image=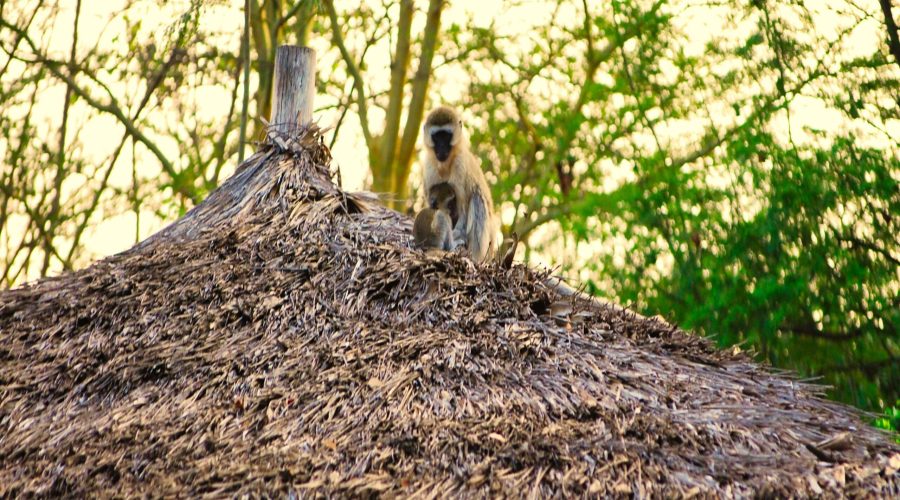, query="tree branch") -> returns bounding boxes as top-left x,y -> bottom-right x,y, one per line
512,6 -> 645,240
378,0 -> 414,174
239,0 -> 251,162
395,0 -> 445,188
836,234 -> 900,266
0,0 -> 44,80
324,0 -> 373,146
42,0 -> 81,275
823,355 -> 899,376
879,0 -> 900,68
781,322 -> 872,342
326,13 -> 390,150
62,44 -> 198,267
276,0 -> 314,33
210,50 -> 244,188
510,64 -> 816,242
248,0 -> 275,140
0,17 -> 192,202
